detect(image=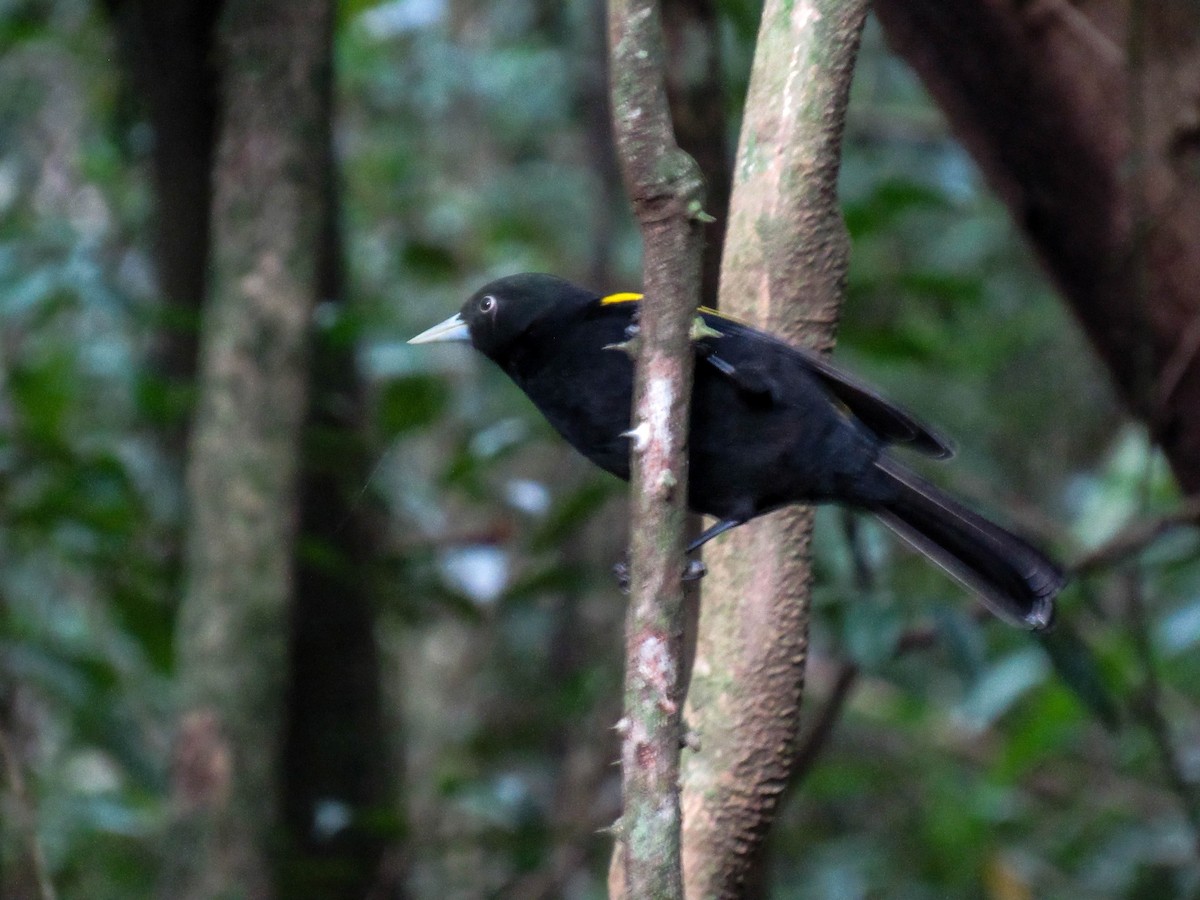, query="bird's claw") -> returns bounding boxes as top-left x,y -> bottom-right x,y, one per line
613,559 -> 631,594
